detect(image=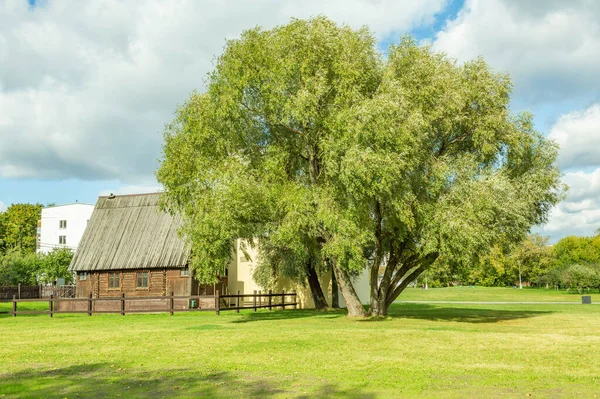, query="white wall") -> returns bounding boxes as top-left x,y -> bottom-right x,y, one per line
337,268 -> 371,307
228,238 -> 371,308
227,239 -> 262,295
38,204 -> 94,254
